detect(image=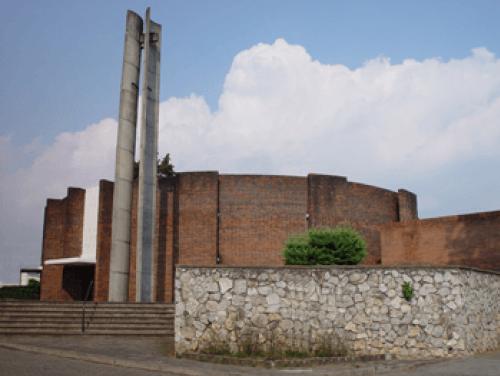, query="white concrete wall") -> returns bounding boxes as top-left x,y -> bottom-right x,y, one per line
20,271 -> 40,286
81,186 -> 99,262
